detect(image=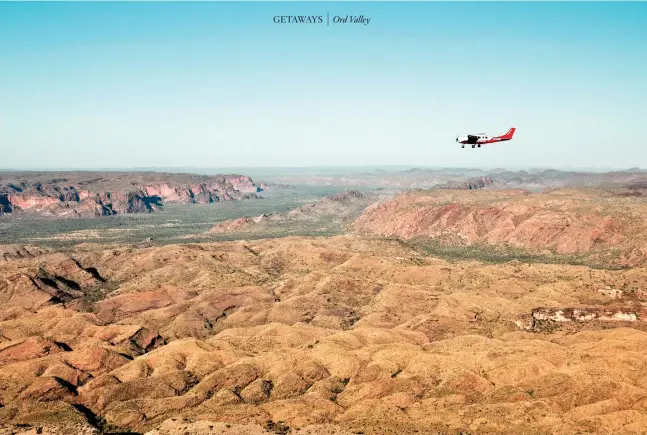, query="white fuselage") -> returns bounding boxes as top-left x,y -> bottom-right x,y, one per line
457,127 -> 515,148
458,135 -> 492,144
